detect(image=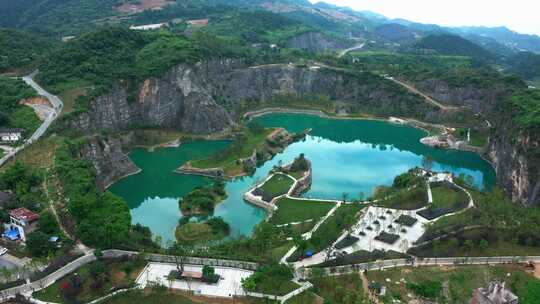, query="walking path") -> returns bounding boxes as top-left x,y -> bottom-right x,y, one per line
0,72 -> 63,167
